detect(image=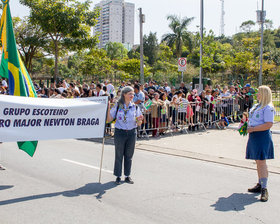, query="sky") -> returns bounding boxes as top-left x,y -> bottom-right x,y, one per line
10,0 -> 280,44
